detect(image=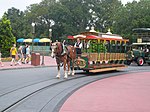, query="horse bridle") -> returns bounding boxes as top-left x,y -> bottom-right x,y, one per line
51,42 -> 65,66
